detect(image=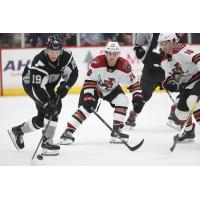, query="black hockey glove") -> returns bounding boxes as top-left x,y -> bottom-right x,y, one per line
163,78 -> 179,92
134,46 -> 145,59
43,99 -> 58,116
83,93 -> 96,113
56,81 -> 70,99
132,93 -> 144,114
